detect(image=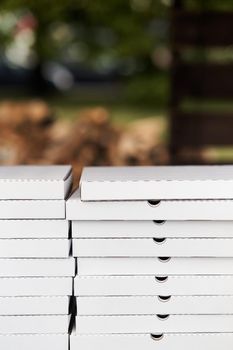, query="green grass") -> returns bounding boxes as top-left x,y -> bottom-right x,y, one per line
182,99 -> 233,113
48,97 -> 167,125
